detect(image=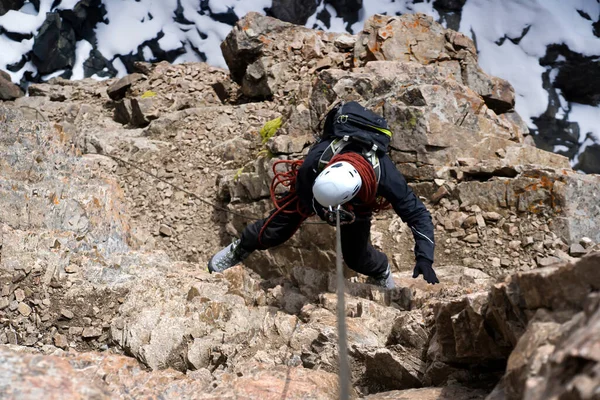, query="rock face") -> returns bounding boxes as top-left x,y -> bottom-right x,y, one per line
0,345 -> 341,399
429,253 -> 600,399
1,11 -> 600,400
1,1 -> 598,173
223,13 -> 515,116
32,13 -> 77,75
